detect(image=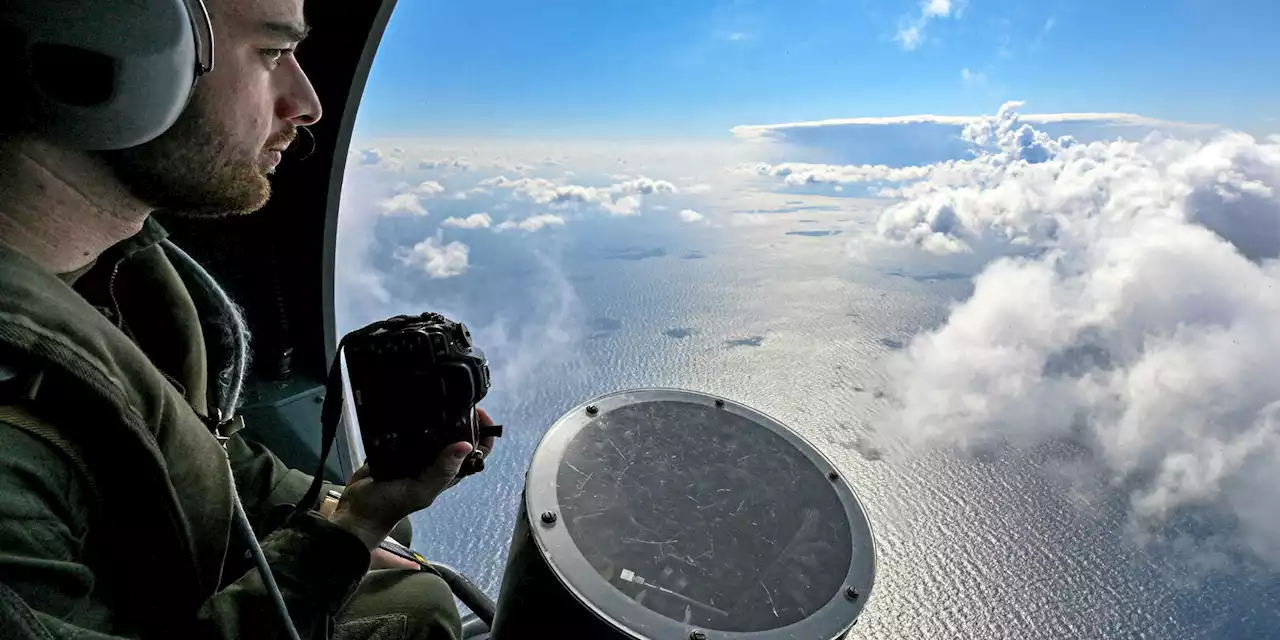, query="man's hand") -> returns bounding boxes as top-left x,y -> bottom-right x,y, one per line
328,441 -> 473,550
327,406 -> 500,551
